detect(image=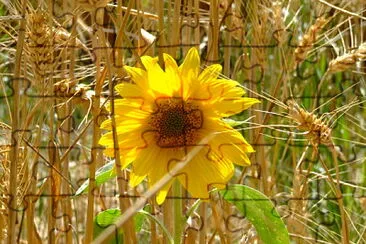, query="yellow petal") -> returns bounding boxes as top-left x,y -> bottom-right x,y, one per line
115,83 -> 145,98
179,48 -> 200,99
104,98 -> 145,113
198,64 -> 222,83
123,66 -> 148,88
98,129 -> 150,152
198,120 -> 254,165
215,97 -> 260,117
100,117 -> 142,131
188,64 -> 223,100
112,100 -> 151,119
178,47 -> 200,77
141,55 -> 159,71
131,142 -> 162,176
222,86 -> 247,98
129,172 -> 147,187
163,53 -> 181,95
216,143 -> 252,166
108,98 -> 143,110
148,161 -> 172,204
209,79 -> 245,98
212,123 -> 255,152
178,148 -> 234,199
140,56 -> 173,96
147,149 -> 185,204
156,180 -> 174,205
